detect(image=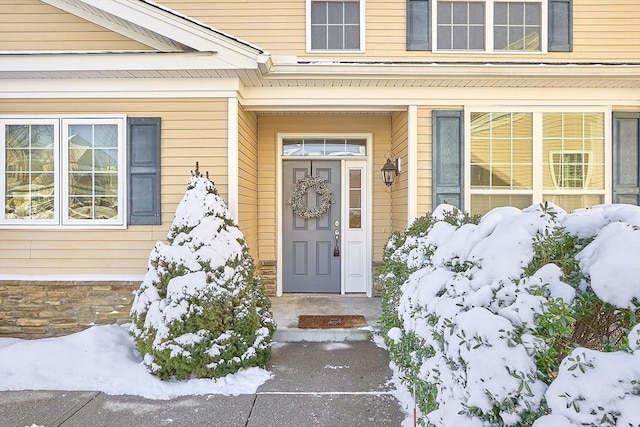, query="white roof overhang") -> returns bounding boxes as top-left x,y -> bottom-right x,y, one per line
0,1 -> 638,91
